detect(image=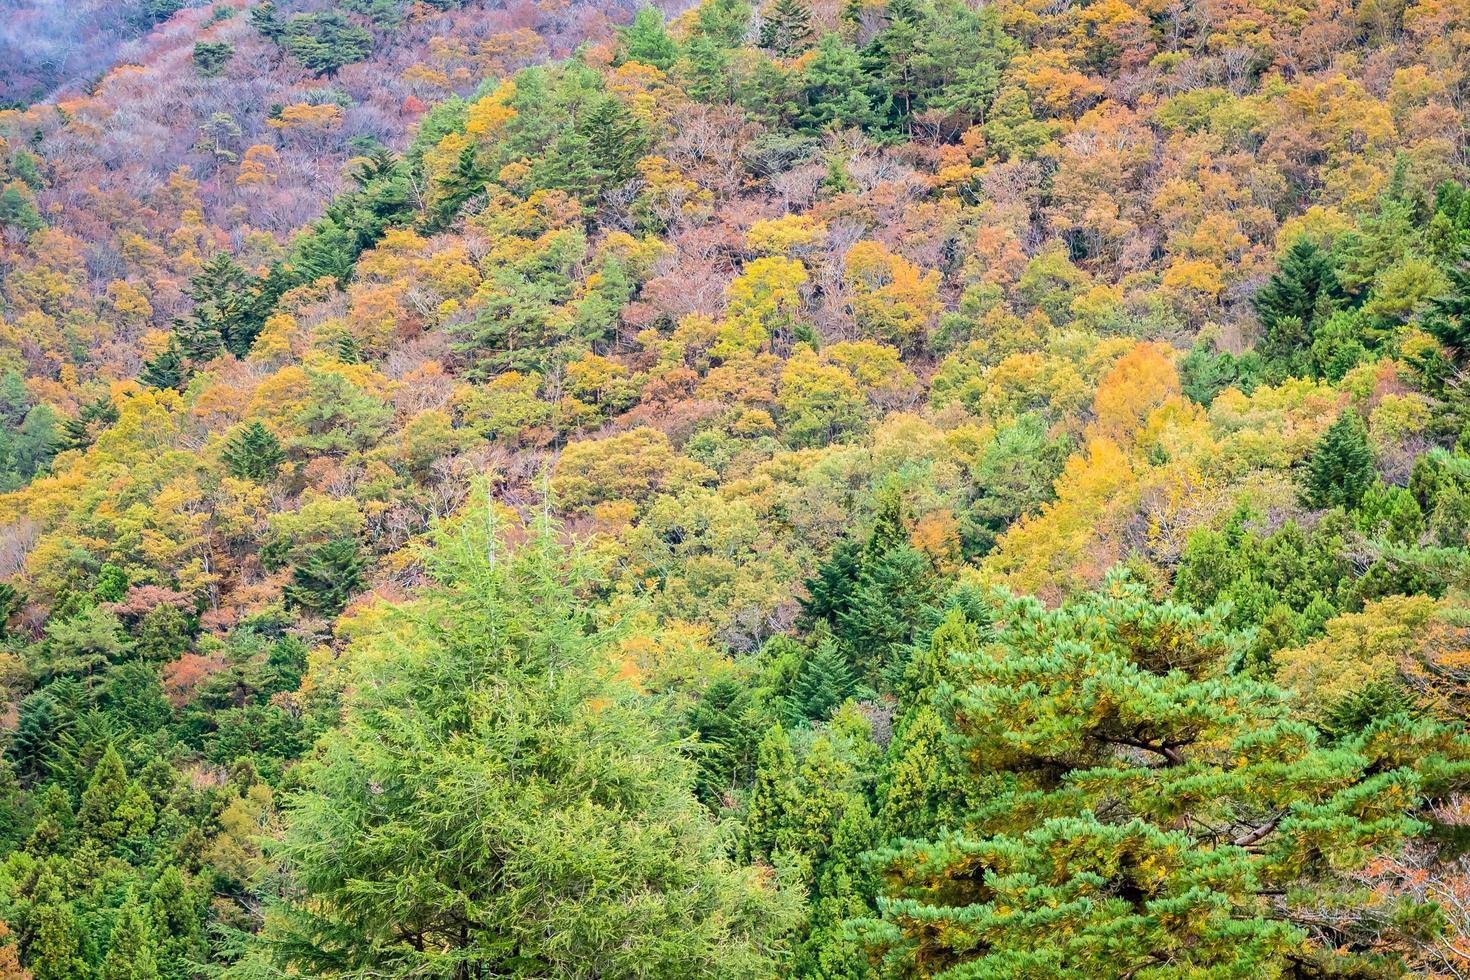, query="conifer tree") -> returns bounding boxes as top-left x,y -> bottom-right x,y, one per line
760,0 -> 815,56
177,253 -> 263,359
139,339 -> 187,391
877,607 -> 980,840
744,723 -> 798,863
227,505 -> 796,978
222,421 -> 285,483
25,862 -> 86,980
78,743 -> 129,844
1252,238 -> 1345,376
282,539 -> 366,617
1427,245 -> 1470,364
620,7 -> 680,69
797,35 -> 886,133
862,573 -> 1470,978
1303,409 -> 1375,511
580,95 -> 650,191
150,868 -> 204,980
784,636 -> 863,725
101,893 -> 160,980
